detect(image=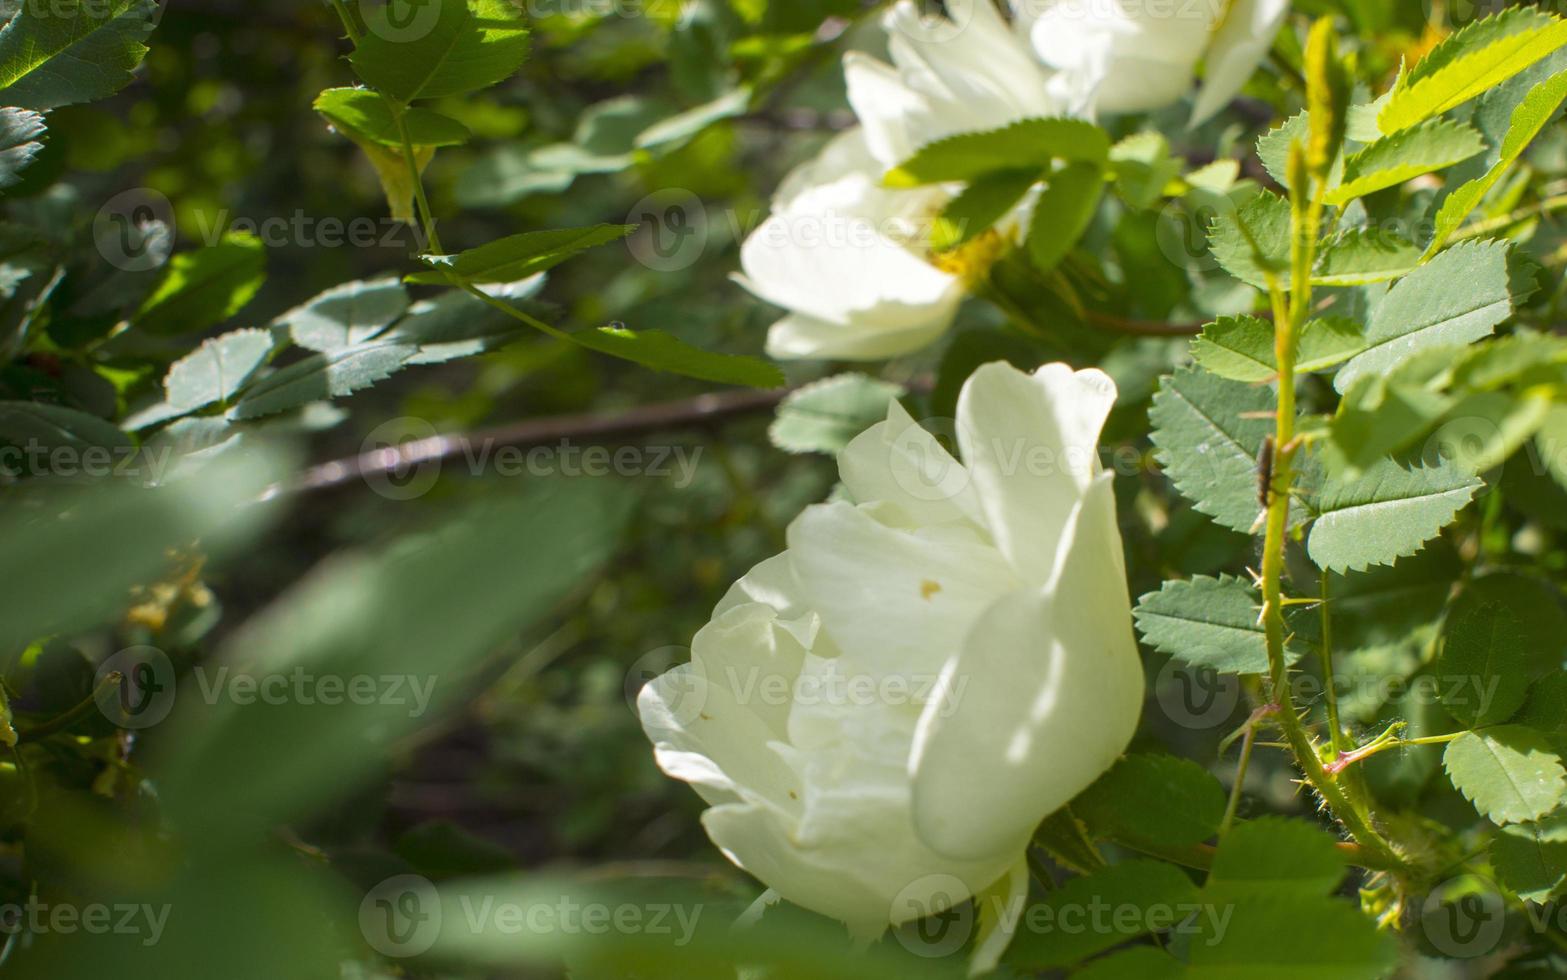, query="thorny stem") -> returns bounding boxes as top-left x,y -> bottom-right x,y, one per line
1257,148 -> 1408,875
